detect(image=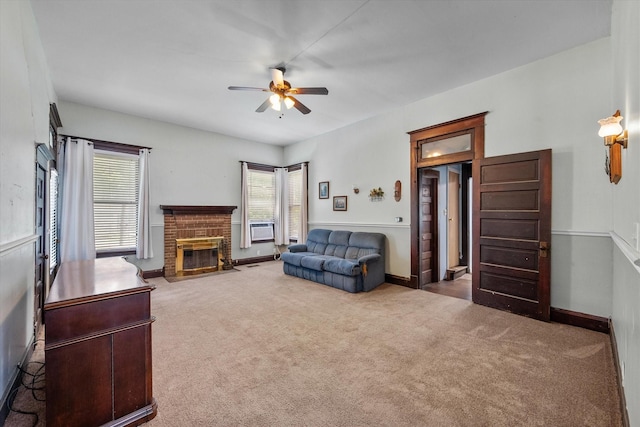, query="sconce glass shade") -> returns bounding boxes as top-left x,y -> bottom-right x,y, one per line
283,97 -> 294,110
598,115 -> 623,137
